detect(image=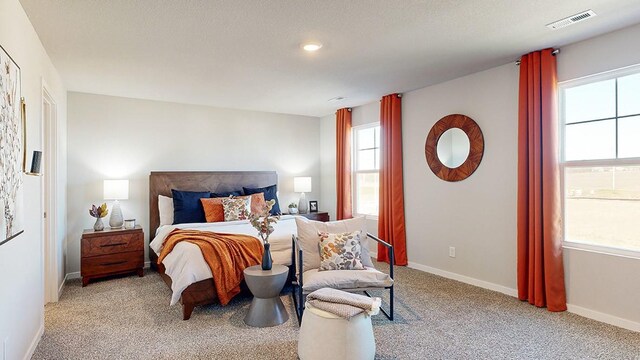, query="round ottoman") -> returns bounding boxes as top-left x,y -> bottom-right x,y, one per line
298,302 -> 375,360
